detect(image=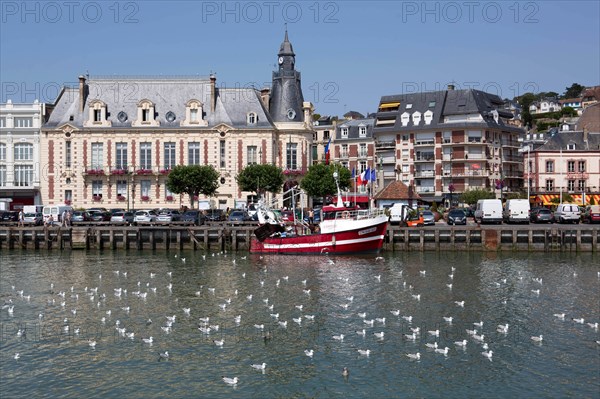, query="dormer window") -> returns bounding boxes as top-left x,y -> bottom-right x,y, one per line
400,112 -> 410,127
412,111 -> 422,125
341,127 -> 349,138
247,112 -> 257,125
359,126 -> 367,137
85,100 -> 111,127
428,101 -> 436,107
133,99 -> 159,127
567,143 -> 575,150
406,104 -> 413,109
182,99 -> 208,127
424,110 -> 433,125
